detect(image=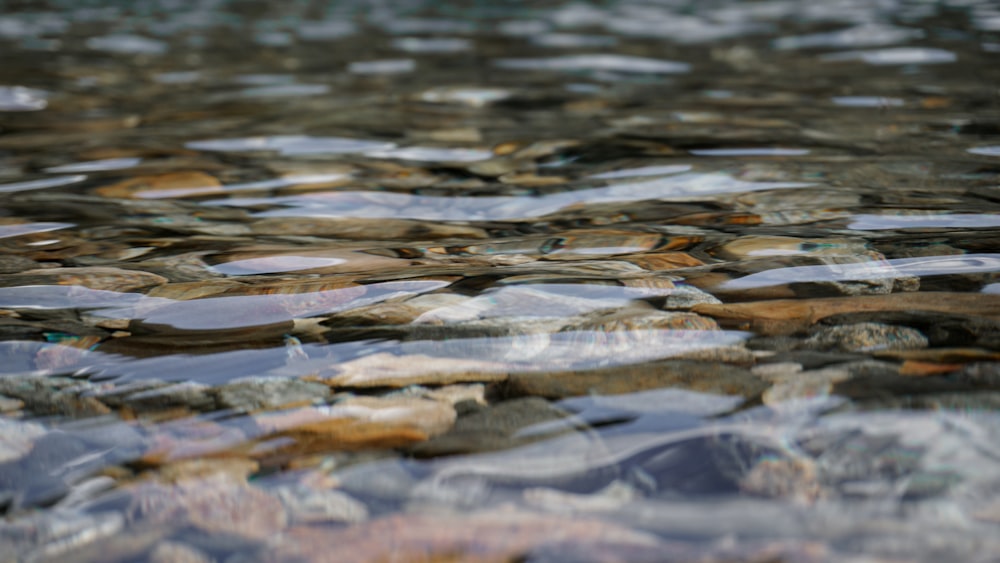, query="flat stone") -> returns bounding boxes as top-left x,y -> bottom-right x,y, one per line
324,352 -> 509,388
411,397 -> 569,456
0,418 -> 46,463
253,396 -> 456,454
272,483 -> 369,524
693,293 -> 1000,336
257,508 -> 662,562
128,476 -> 288,541
214,377 -> 331,411
0,266 -> 168,292
122,382 -> 216,411
507,360 -> 766,399
147,541 -> 213,563
803,322 -> 928,353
